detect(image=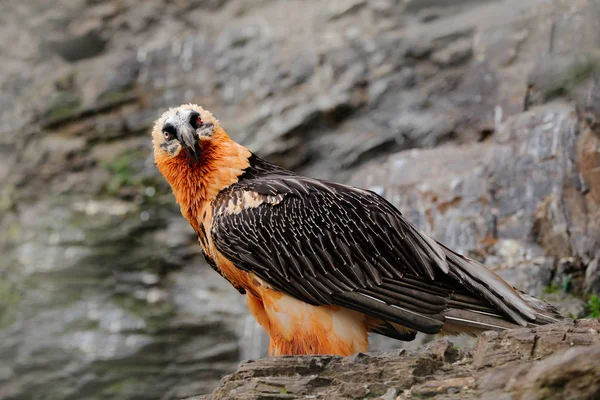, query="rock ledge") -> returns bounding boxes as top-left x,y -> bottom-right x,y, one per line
194,319 -> 600,400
